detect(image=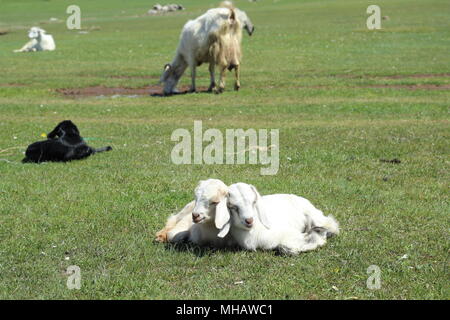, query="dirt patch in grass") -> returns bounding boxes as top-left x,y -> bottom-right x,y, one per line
281,84 -> 450,90
361,84 -> 450,90
335,73 -> 450,79
381,73 -> 450,79
0,83 -> 27,87
109,75 -> 160,80
56,85 -> 209,98
52,82 -> 450,98
380,158 -> 401,164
